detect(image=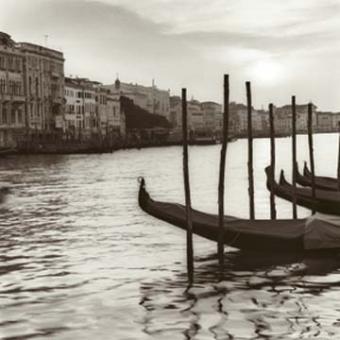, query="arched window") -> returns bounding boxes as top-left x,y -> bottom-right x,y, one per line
35,77 -> 39,96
